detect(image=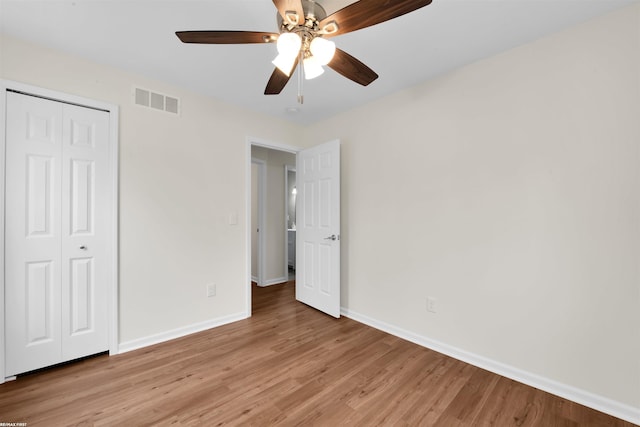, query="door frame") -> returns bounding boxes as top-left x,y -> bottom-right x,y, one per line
284,164 -> 296,276
245,137 -> 300,316
251,158 -> 266,286
0,80 -> 120,383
